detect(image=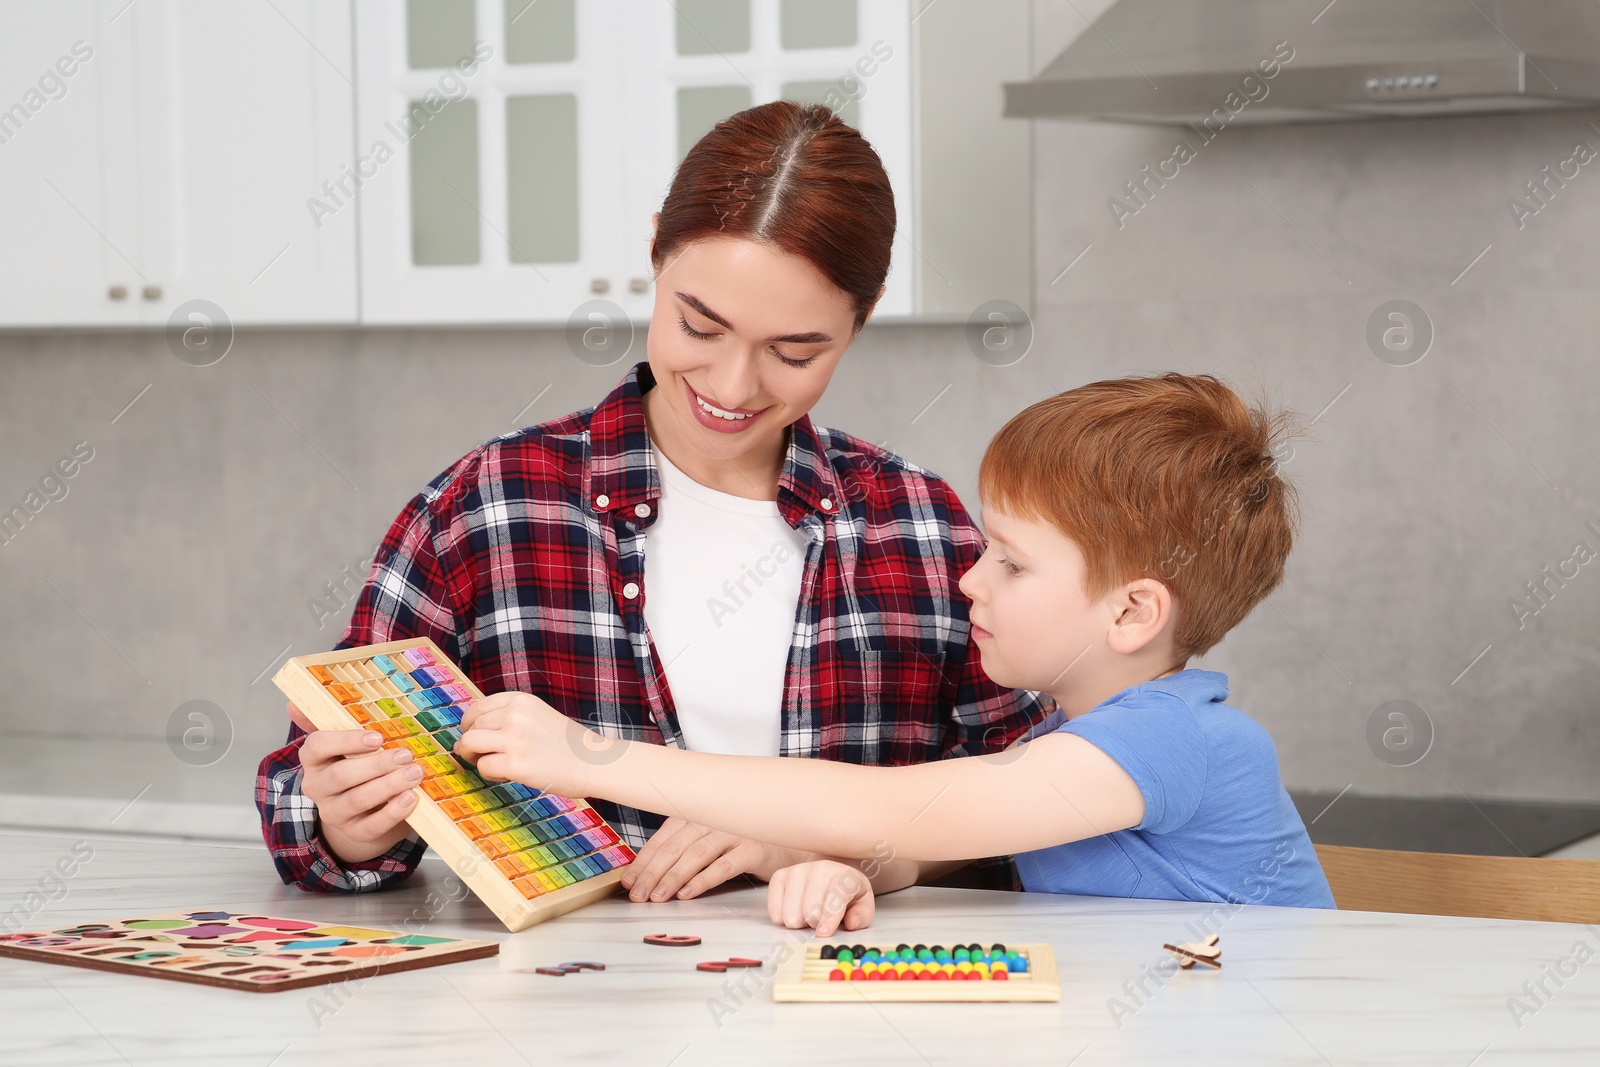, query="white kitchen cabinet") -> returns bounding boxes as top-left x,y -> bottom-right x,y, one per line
0,2 -> 138,326
355,0 -> 1032,325
1,0 -> 1029,330
138,0 -> 359,325
0,1 -> 358,329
